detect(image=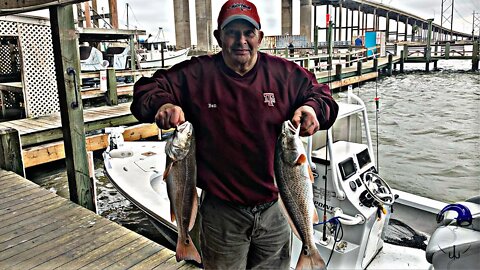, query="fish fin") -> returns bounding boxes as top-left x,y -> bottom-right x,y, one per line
295,248 -> 326,270
307,165 -> 314,183
312,207 -> 319,224
278,196 -> 302,240
170,203 -> 176,223
295,154 -> 307,165
176,234 -> 202,264
163,157 -> 174,181
188,191 -> 199,231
